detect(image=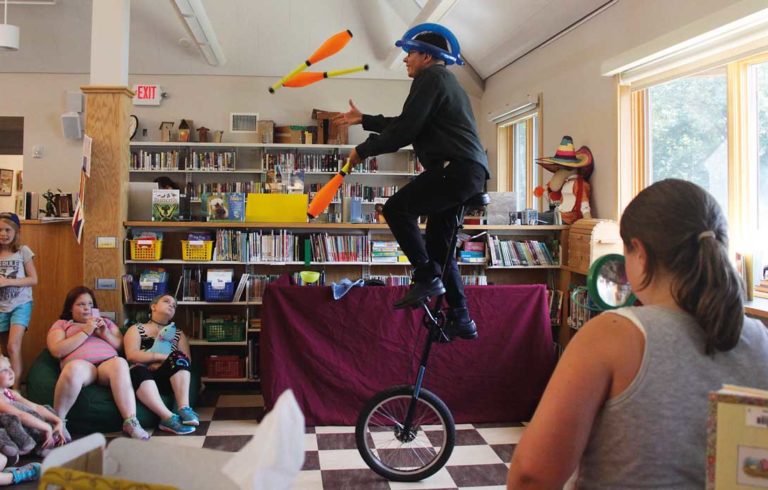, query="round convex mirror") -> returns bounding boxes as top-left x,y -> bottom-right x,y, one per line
587,254 -> 637,310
